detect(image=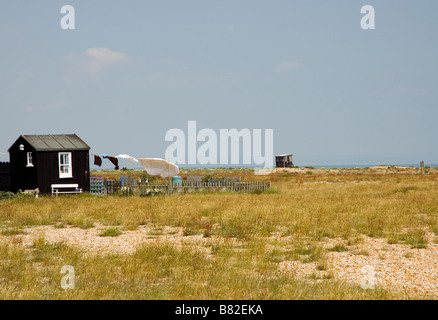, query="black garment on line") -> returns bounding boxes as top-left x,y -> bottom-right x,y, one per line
93,154 -> 102,167
106,156 -> 119,170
